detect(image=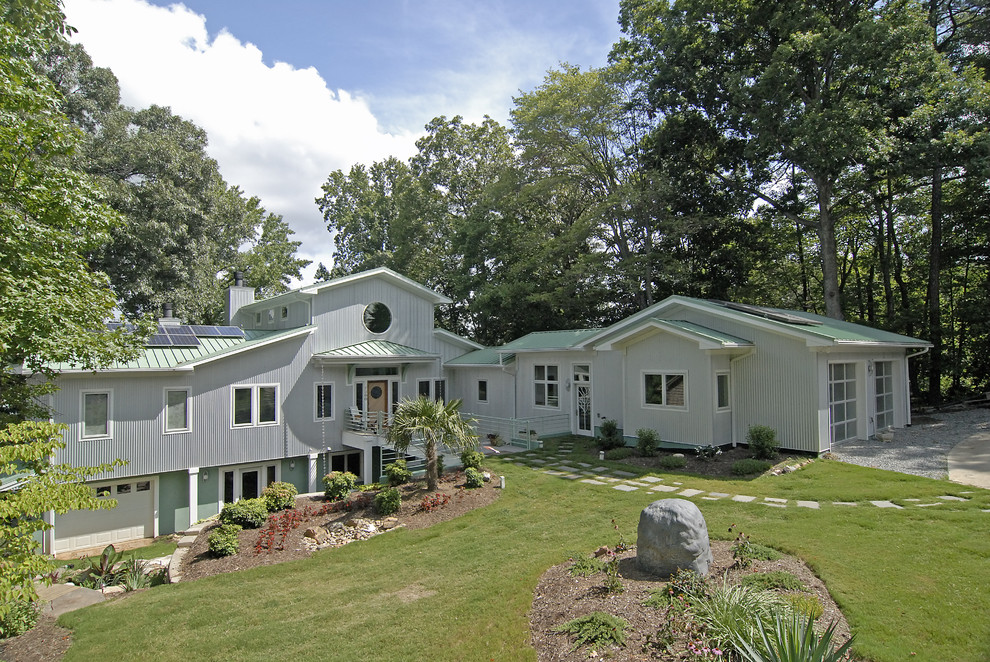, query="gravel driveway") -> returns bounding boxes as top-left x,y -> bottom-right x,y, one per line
829,406 -> 990,479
